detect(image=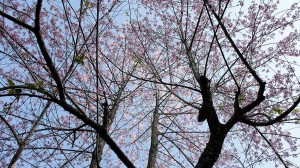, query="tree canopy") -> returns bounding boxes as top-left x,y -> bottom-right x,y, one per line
1,0 -> 300,167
